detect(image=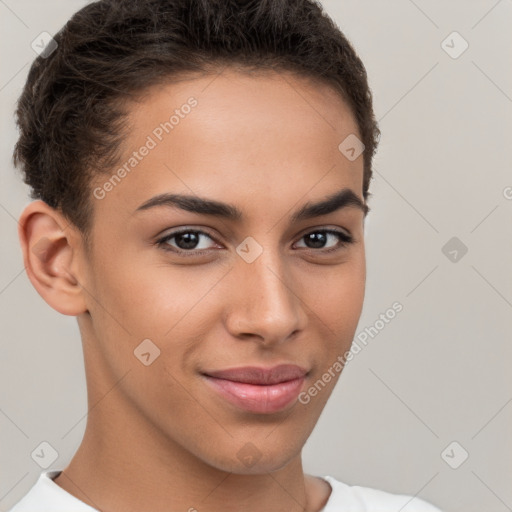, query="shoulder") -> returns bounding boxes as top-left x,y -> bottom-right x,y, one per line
7,470 -> 98,512
321,475 -> 443,512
